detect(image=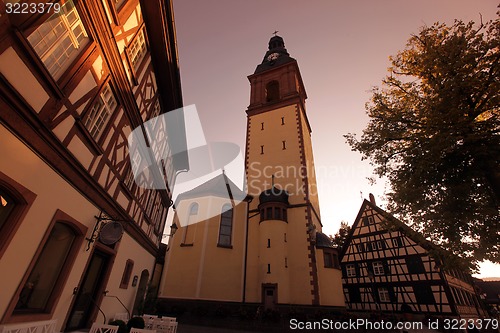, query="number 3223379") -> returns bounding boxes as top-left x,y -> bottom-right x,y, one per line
5,2 -> 61,15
